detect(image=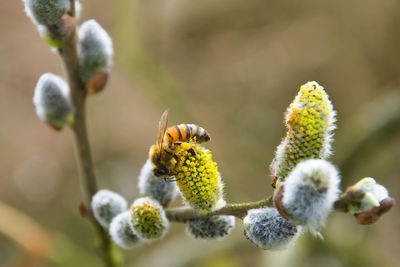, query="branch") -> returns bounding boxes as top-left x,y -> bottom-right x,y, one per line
166,196 -> 273,222
57,3 -> 118,266
165,192 -> 371,223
